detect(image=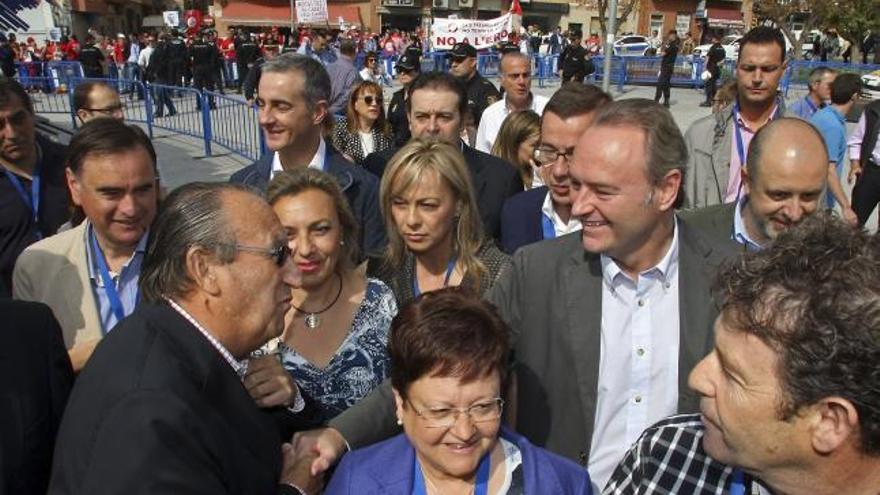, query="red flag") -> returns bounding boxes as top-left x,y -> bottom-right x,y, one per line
509,0 -> 522,16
